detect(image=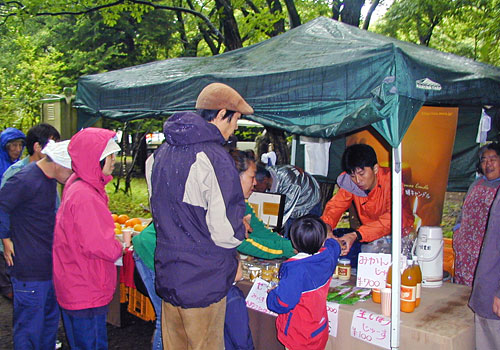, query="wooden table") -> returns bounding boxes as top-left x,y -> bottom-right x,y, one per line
237,280 -> 474,350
